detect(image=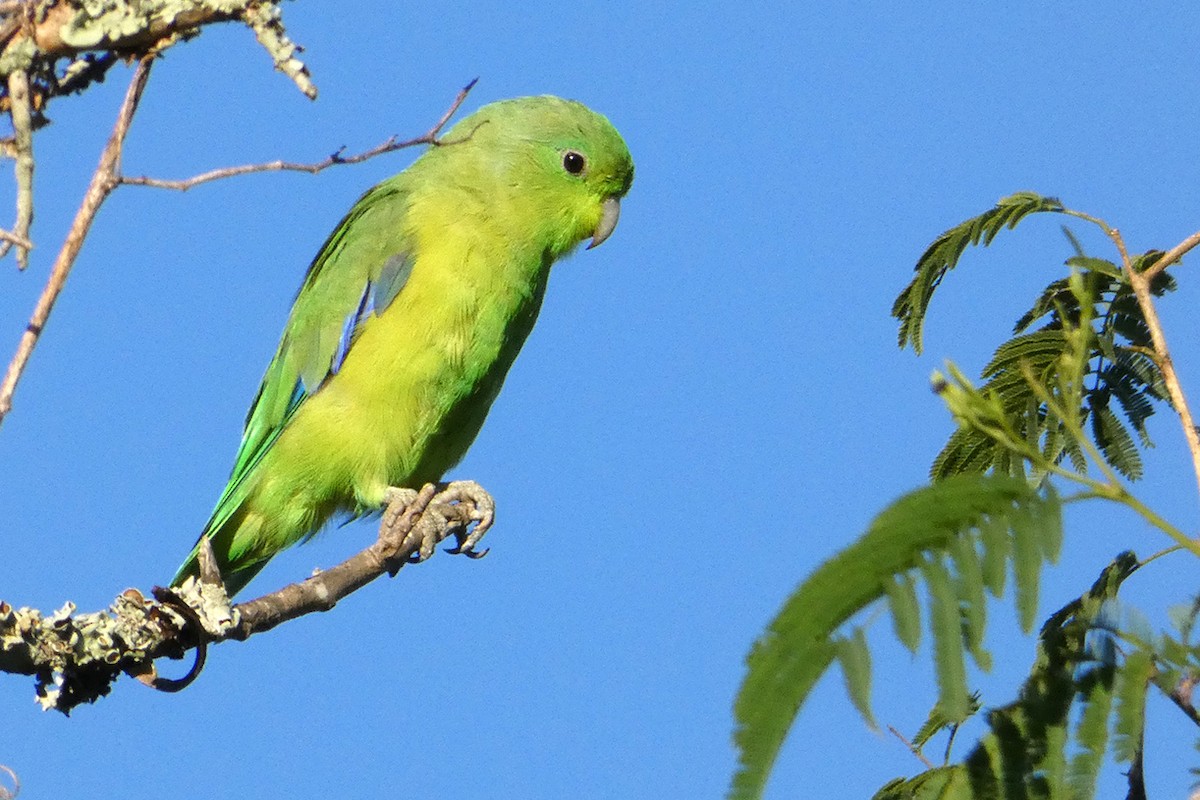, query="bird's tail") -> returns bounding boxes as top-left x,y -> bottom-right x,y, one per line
170,509 -> 271,598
